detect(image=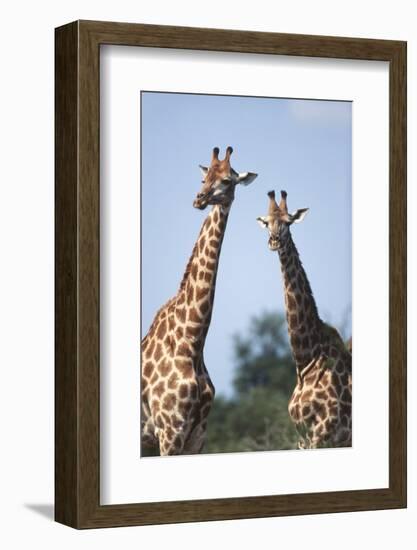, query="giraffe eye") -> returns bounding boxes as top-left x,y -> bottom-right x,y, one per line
222,178 -> 232,185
